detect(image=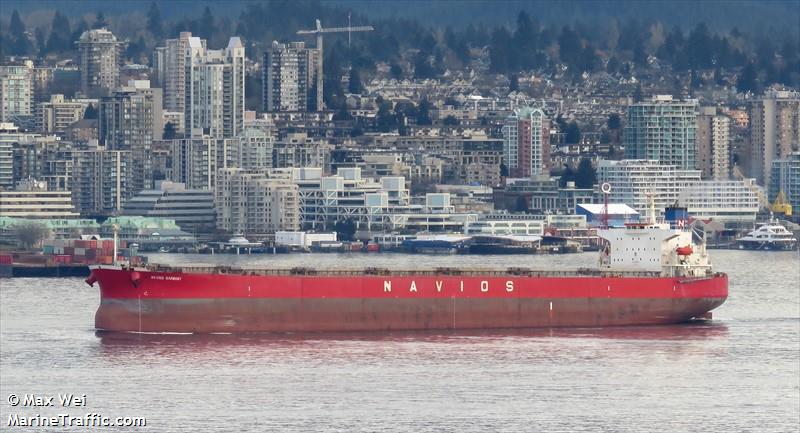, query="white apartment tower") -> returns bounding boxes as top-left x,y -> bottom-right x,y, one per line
185,37 -> 245,138
696,107 -> 731,180
263,41 -> 321,112
625,95 -> 698,170
0,62 -> 34,122
596,159 -> 701,216
77,28 -> 122,96
153,32 -> 206,113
